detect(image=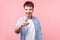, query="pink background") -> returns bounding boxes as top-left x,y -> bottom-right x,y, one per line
0,0 -> 60,40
